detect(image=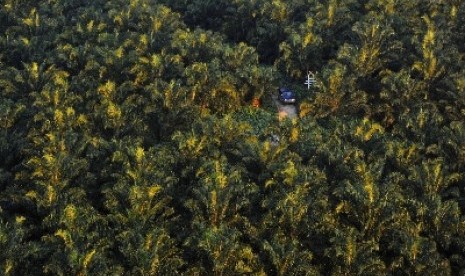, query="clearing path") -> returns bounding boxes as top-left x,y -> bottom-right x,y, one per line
271,93 -> 298,120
